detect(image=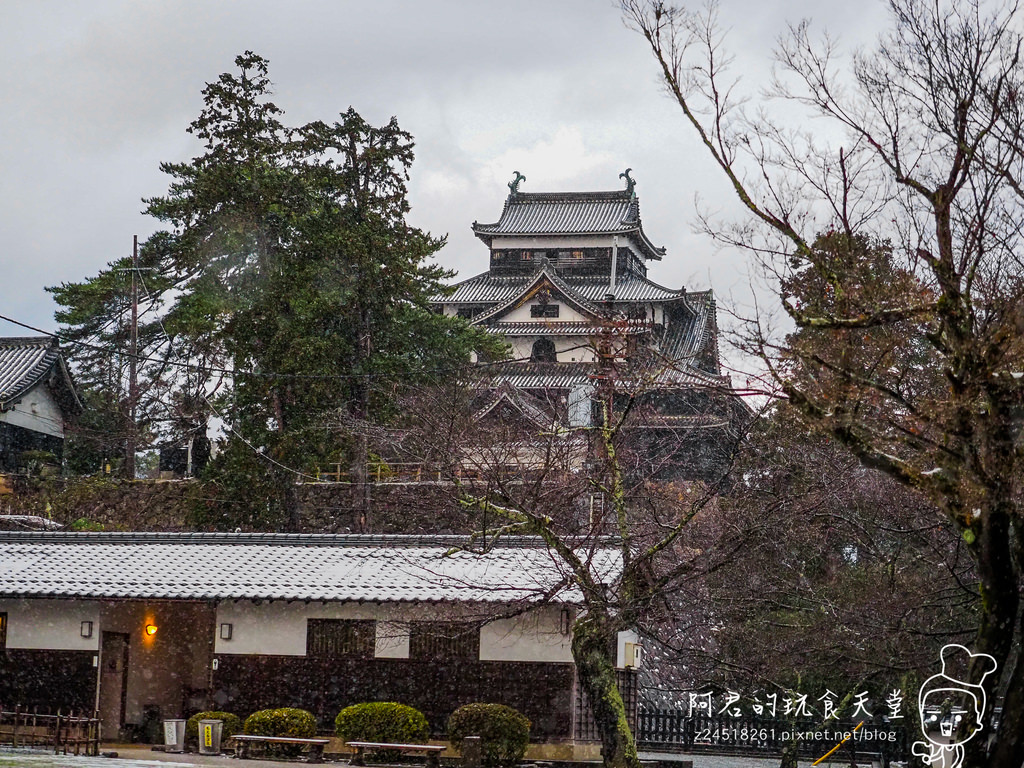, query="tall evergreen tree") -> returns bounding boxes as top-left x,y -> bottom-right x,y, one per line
51,52 -> 500,523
